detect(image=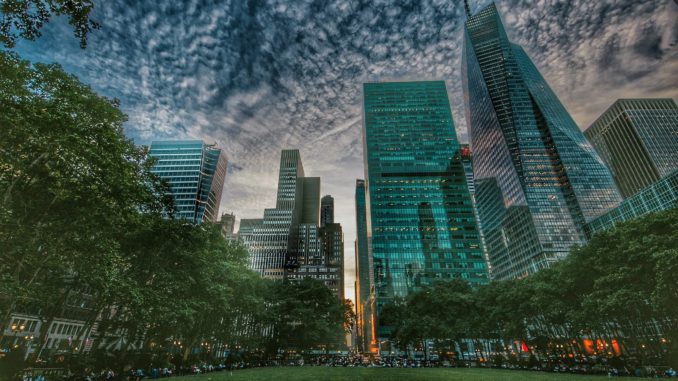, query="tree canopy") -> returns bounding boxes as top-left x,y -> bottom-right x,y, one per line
1,0 -> 99,48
